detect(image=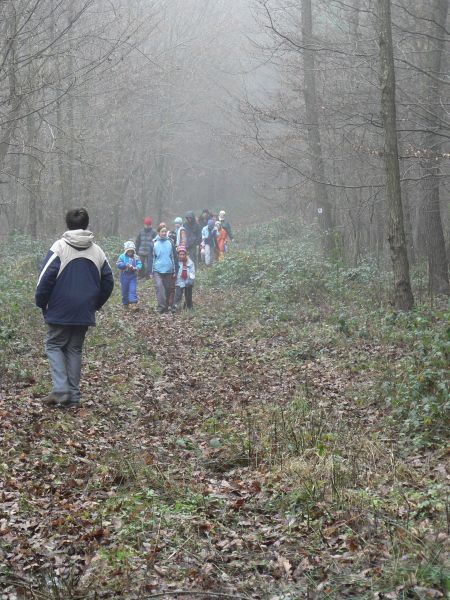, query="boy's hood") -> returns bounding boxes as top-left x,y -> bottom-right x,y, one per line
63,229 -> 94,248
